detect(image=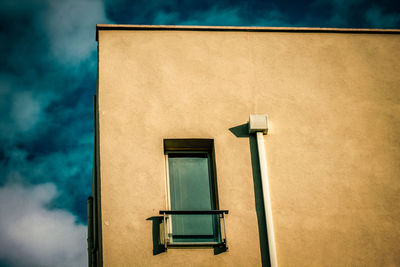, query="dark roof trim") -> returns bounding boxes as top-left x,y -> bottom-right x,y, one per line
96,24 -> 400,41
